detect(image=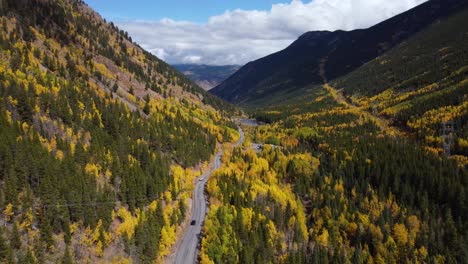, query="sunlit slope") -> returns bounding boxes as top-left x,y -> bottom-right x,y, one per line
250,83 -> 467,262
0,0 -> 238,263
333,7 -> 468,158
